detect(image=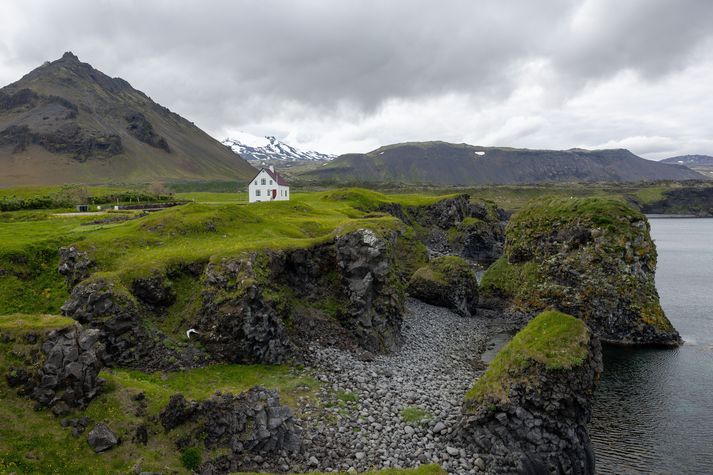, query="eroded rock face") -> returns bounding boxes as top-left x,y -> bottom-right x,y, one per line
459,328 -> 603,474
335,229 -> 404,353
6,324 -> 105,415
58,246 -> 94,287
196,256 -> 291,364
160,386 -> 301,471
407,256 -> 478,317
131,274 -> 175,307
